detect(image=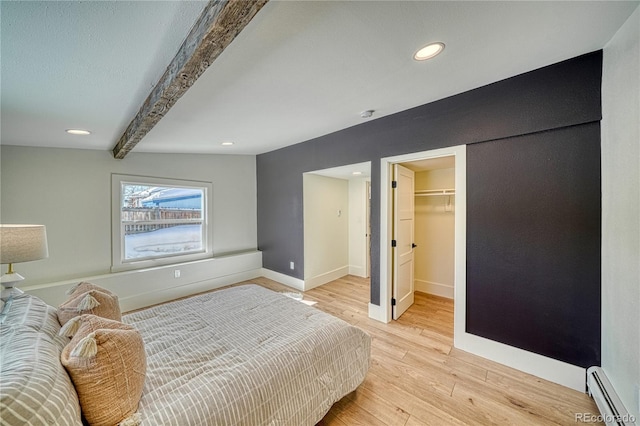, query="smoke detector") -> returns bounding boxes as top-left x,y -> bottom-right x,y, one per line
360,110 -> 375,119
